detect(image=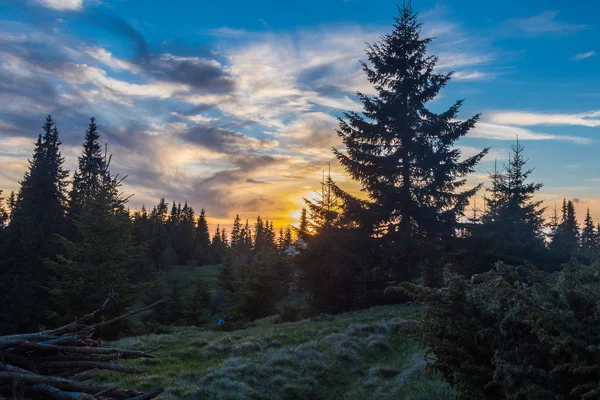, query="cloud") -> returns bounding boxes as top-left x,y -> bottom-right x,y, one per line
147,54 -> 234,92
453,70 -> 493,81
33,0 -> 83,11
573,50 -> 596,60
470,122 -> 590,143
504,11 -> 587,35
180,125 -> 278,155
0,5 -> 502,225
459,146 -> 506,162
85,47 -> 140,73
487,110 -> 600,127
208,27 -> 251,38
278,112 -> 340,156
